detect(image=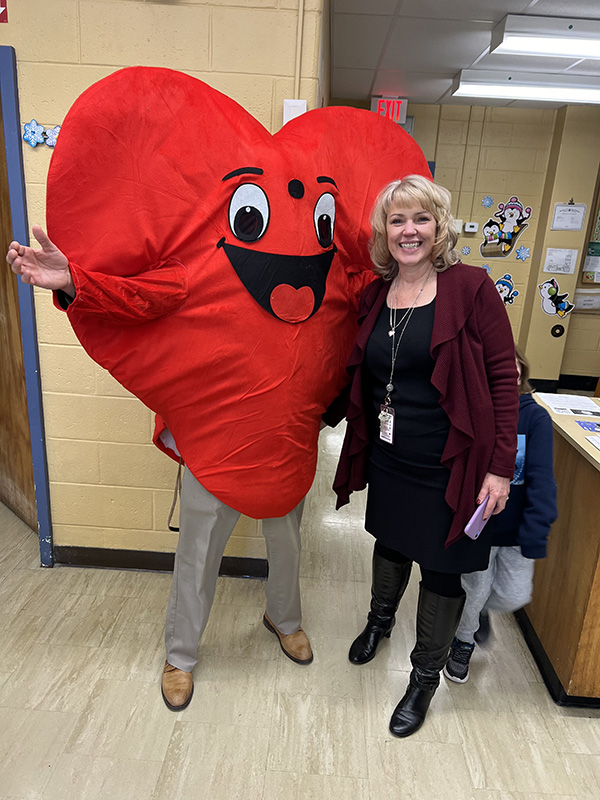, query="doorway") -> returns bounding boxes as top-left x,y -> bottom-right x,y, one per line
0,93 -> 36,529
0,45 -> 52,565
